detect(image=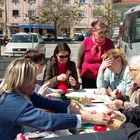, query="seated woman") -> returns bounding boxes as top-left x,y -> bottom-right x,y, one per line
22,50 -> 54,96
109,55 -> 140,111
42,42 -> 80,90
97,48 -> 131,98
0,58 -> 111,139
